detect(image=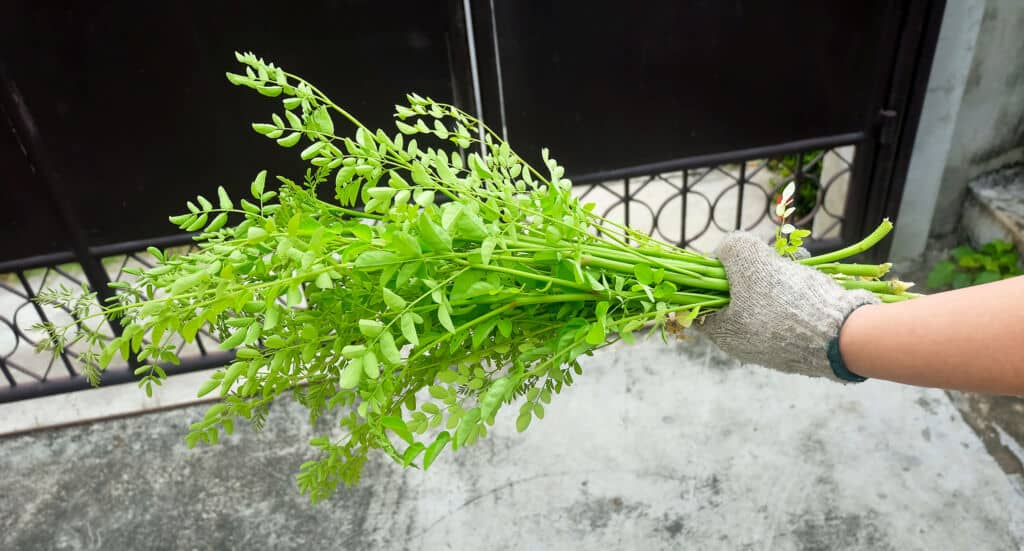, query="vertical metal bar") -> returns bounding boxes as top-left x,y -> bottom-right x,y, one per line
487,0 -> 508,141
194,333 -> 208,356
795,152 -> 805,201
16,272 -> 76,377
0,357 -> 15,386
0,62 -> 131,361
461,0 -> 487,148
734,163 -> 746,230
622,177 -> 631,243
680,169 -> 688,248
